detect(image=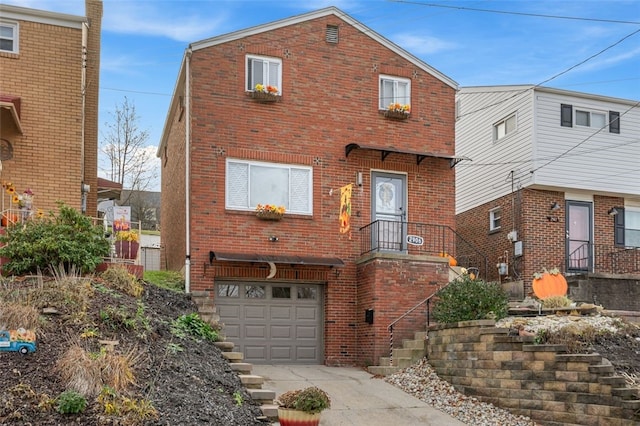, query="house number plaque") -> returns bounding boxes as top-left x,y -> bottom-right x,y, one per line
406,235 -> 424,246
